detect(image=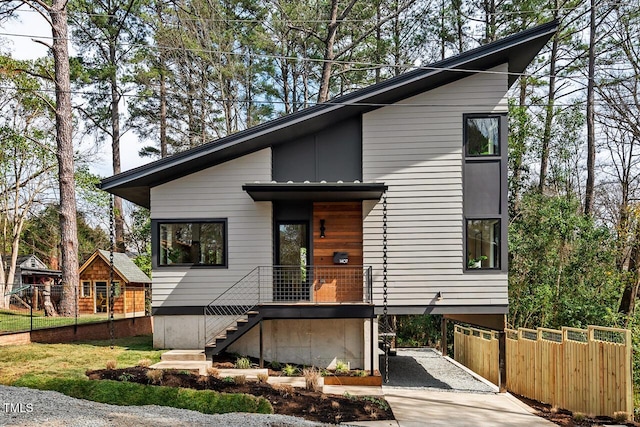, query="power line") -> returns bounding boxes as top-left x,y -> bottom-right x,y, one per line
0,83 -> 623,108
